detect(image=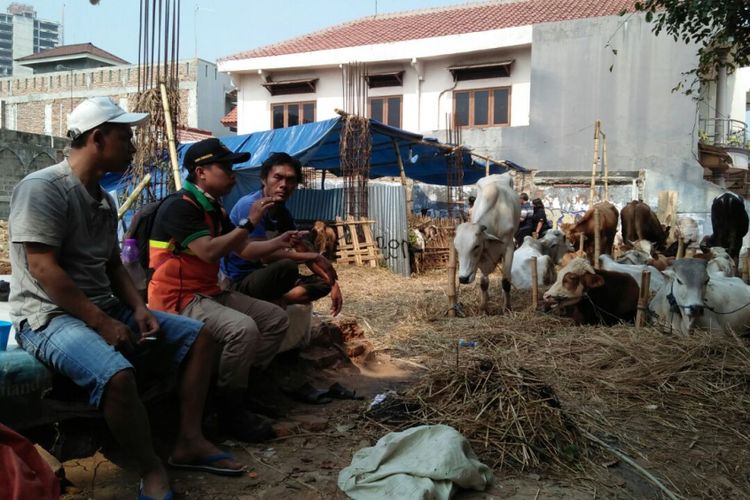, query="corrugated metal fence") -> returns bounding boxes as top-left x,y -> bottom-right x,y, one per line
286,184 -> 410,276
